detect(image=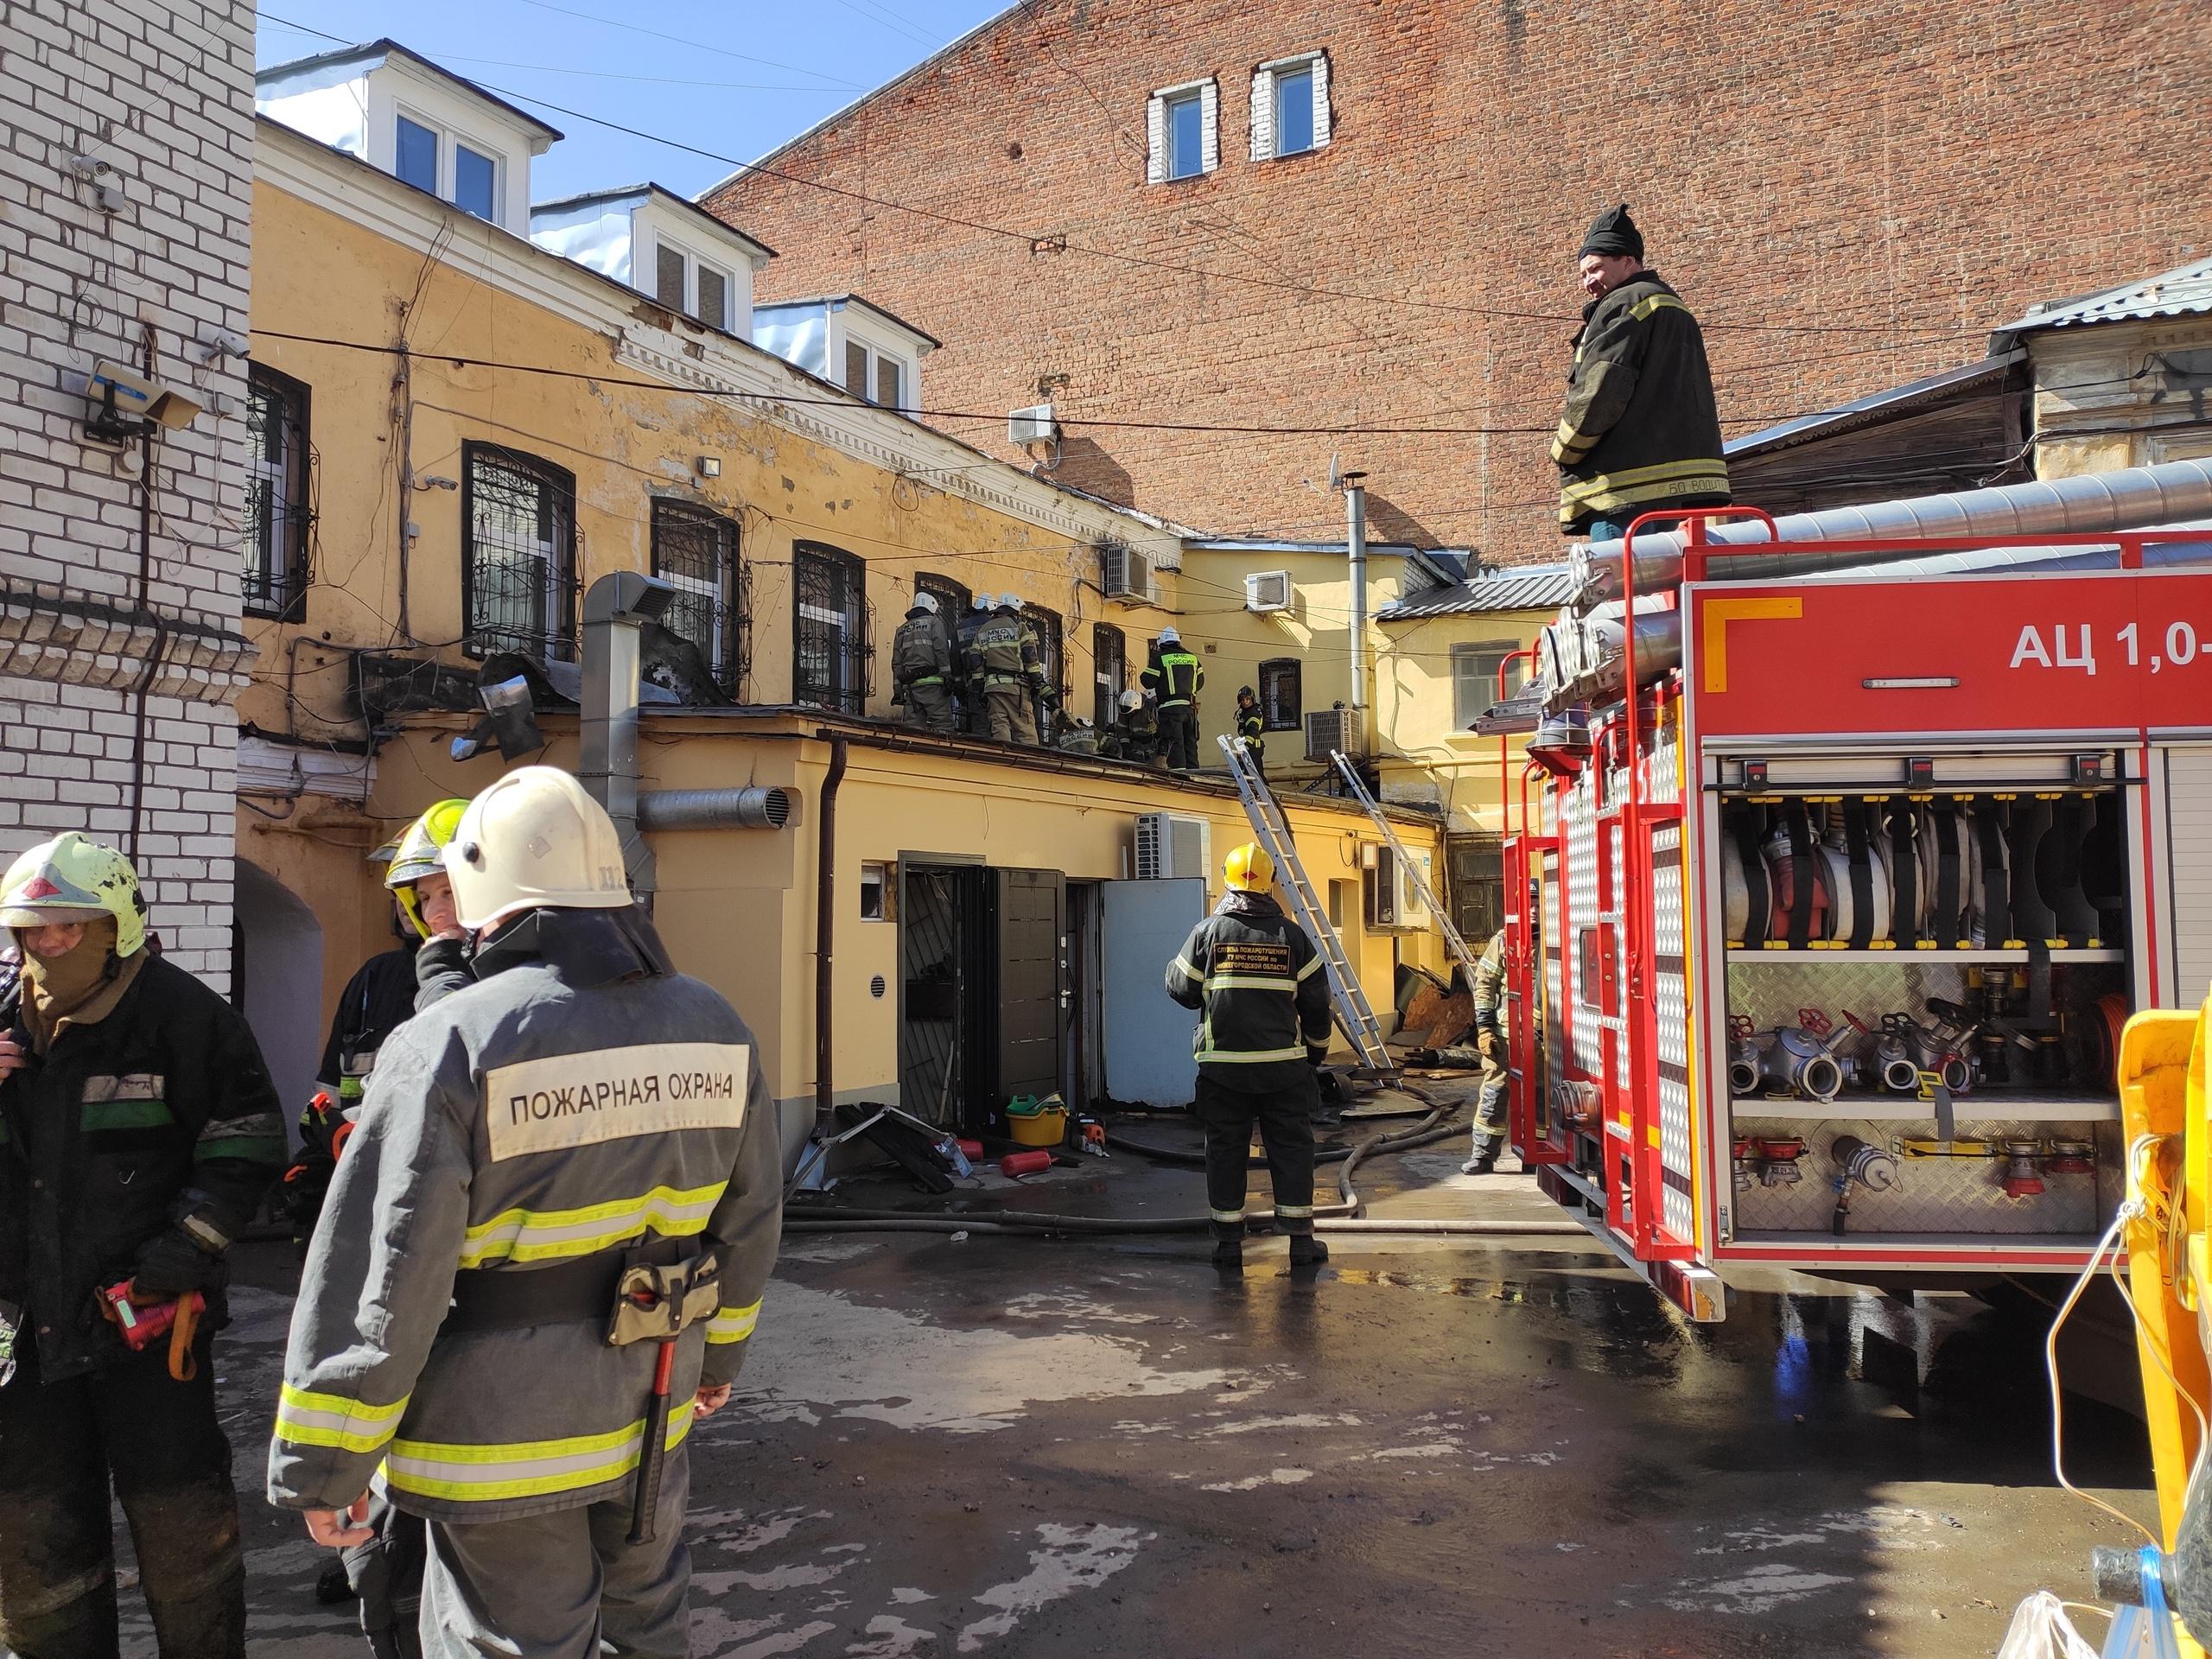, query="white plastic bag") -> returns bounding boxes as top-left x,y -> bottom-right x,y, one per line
1995,1592 -> 2101,1659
